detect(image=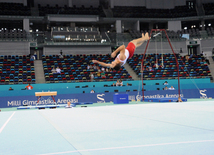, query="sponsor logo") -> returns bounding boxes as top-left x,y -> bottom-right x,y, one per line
199,89 -> 207,99
7,98 -> 79,107
136,95 -> 142,101
97,94 -> 105,103
129,95 -> 135,101
8,100 -> 22,106
57,98 -> 78,104
135,93 -> 184,101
